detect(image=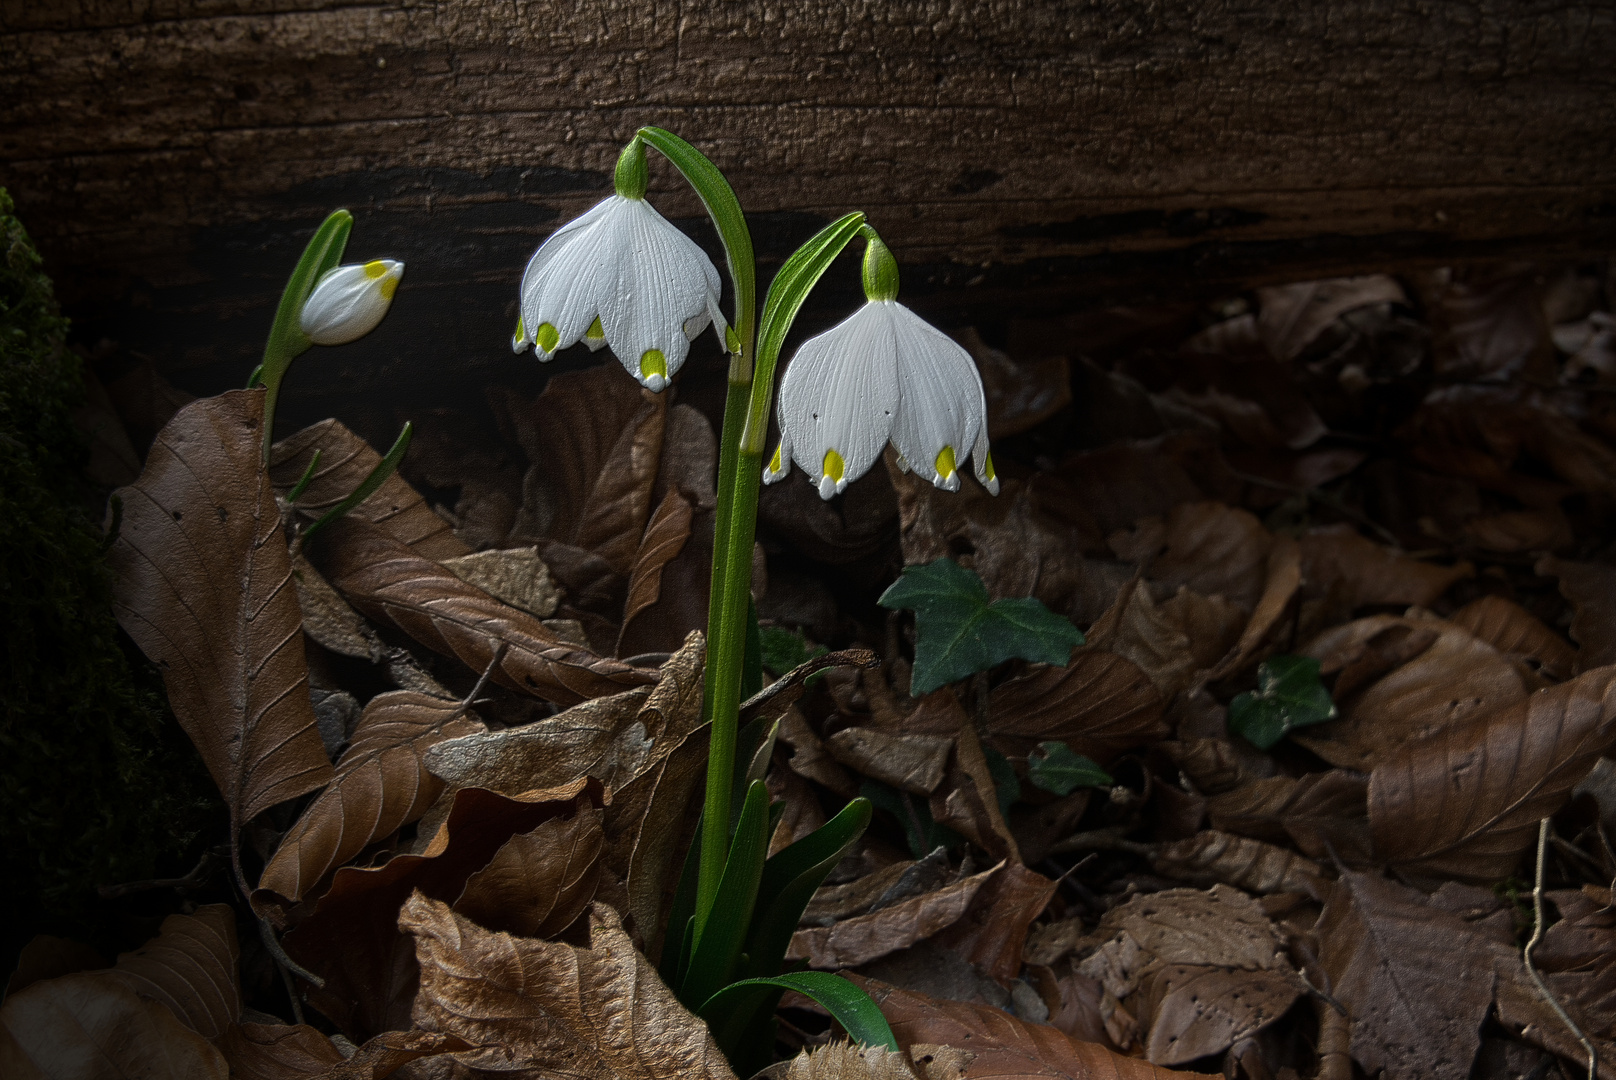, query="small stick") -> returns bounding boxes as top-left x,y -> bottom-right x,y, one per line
99,850 -> 218,899
444,641 -> 509,724
1525,817 -> 1598,1080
